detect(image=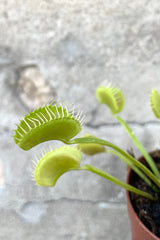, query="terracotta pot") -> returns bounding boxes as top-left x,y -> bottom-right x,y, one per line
126,168 -> 160,240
